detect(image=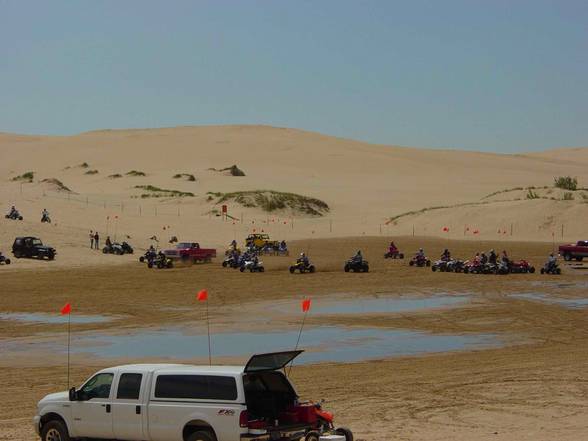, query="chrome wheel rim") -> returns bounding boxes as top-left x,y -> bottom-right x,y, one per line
46,428 -> 62,441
